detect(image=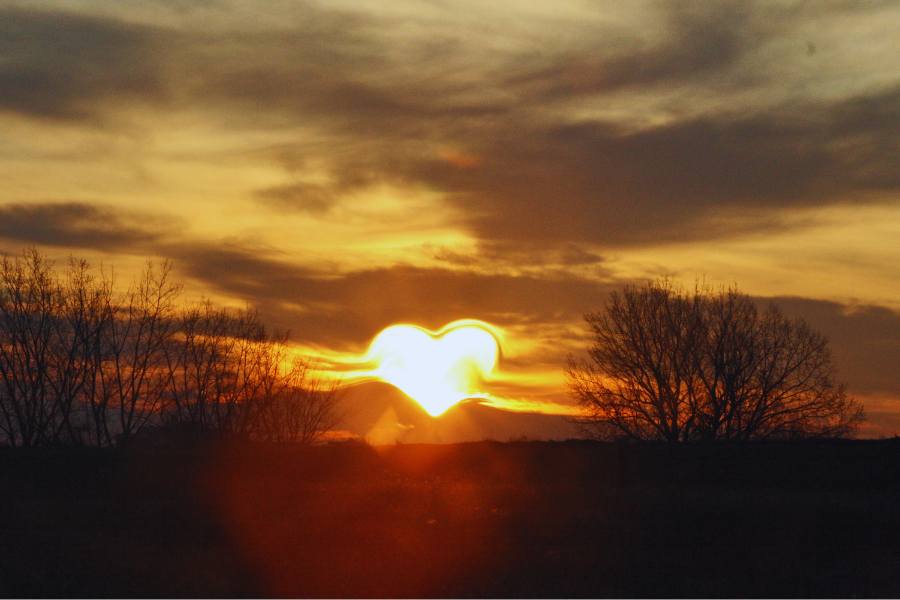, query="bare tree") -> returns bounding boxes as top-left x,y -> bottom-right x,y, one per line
568,281 -> 864,442
162,304 -> 343,443
96,261 -> 180,445
260,358 -> 343,444
0,250 -> 62,445
696,290 -> 862,439
0,248 -> 344,447
0,252 -> 115,445
163,302 -> 276,434
55,258 -> 114,445
208,309 -> 285,437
